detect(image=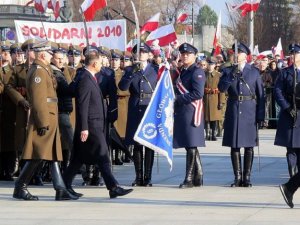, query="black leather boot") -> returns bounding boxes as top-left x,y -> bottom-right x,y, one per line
132,145 -> 143,186
91,166 -> 104,186
286,149 -> 298,178
193,149 -> 203,187
179,148 -> 196,188
52,162 -> 78,201
144,148 -> 154,187
231,149 -> 242,187
61,149 -> 70,173
243,147 -> 254,187
13,160 -> 42,200
210,121 -> 217,141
